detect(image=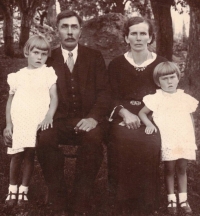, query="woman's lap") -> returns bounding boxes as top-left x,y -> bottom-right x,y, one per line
108,122 -> 161,208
